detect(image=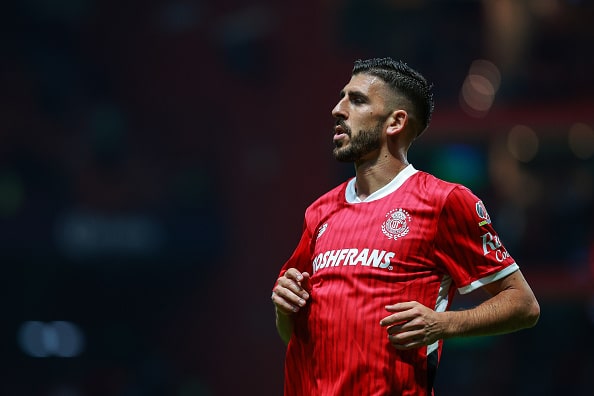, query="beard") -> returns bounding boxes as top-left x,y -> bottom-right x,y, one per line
333,121 -> 383,162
